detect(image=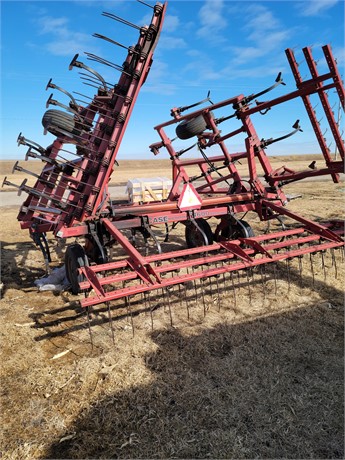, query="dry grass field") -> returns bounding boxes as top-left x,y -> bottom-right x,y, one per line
0,153 -> 329,191
0,157 -> 344,459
